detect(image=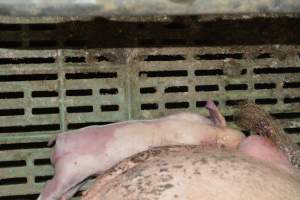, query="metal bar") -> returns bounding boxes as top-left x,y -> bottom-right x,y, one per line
0,0 -> 300,17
